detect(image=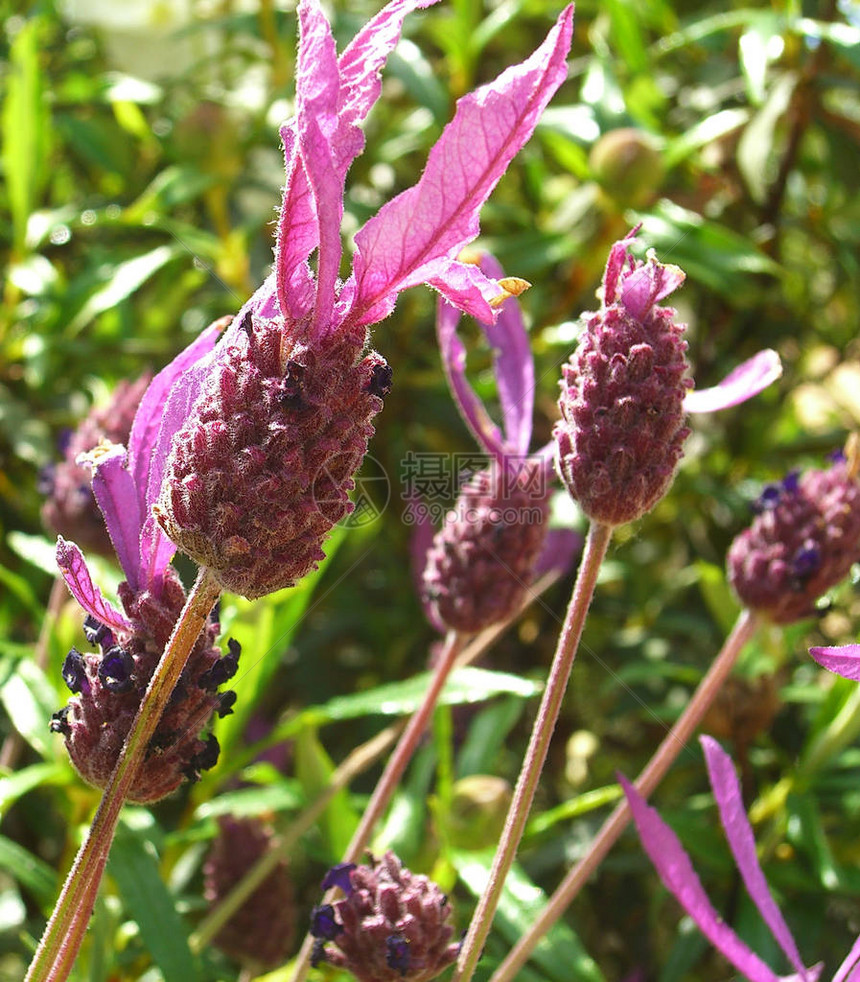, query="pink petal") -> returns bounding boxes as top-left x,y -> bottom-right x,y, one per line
685,350 -> 782,414
338,0 -> 440,130
809,644 -> 860,681
478,253 -> 534,455
346,5 -> 573,328
55,537 -> 131,634
275,124 -> 318,322
834,935 -> 860,982
89,445 -> 143,592
702,736 -> 813,980
295,0 -> 346,337
436,296 -> 505,457
621,774 -> 782,982
425,257 -> 504,323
